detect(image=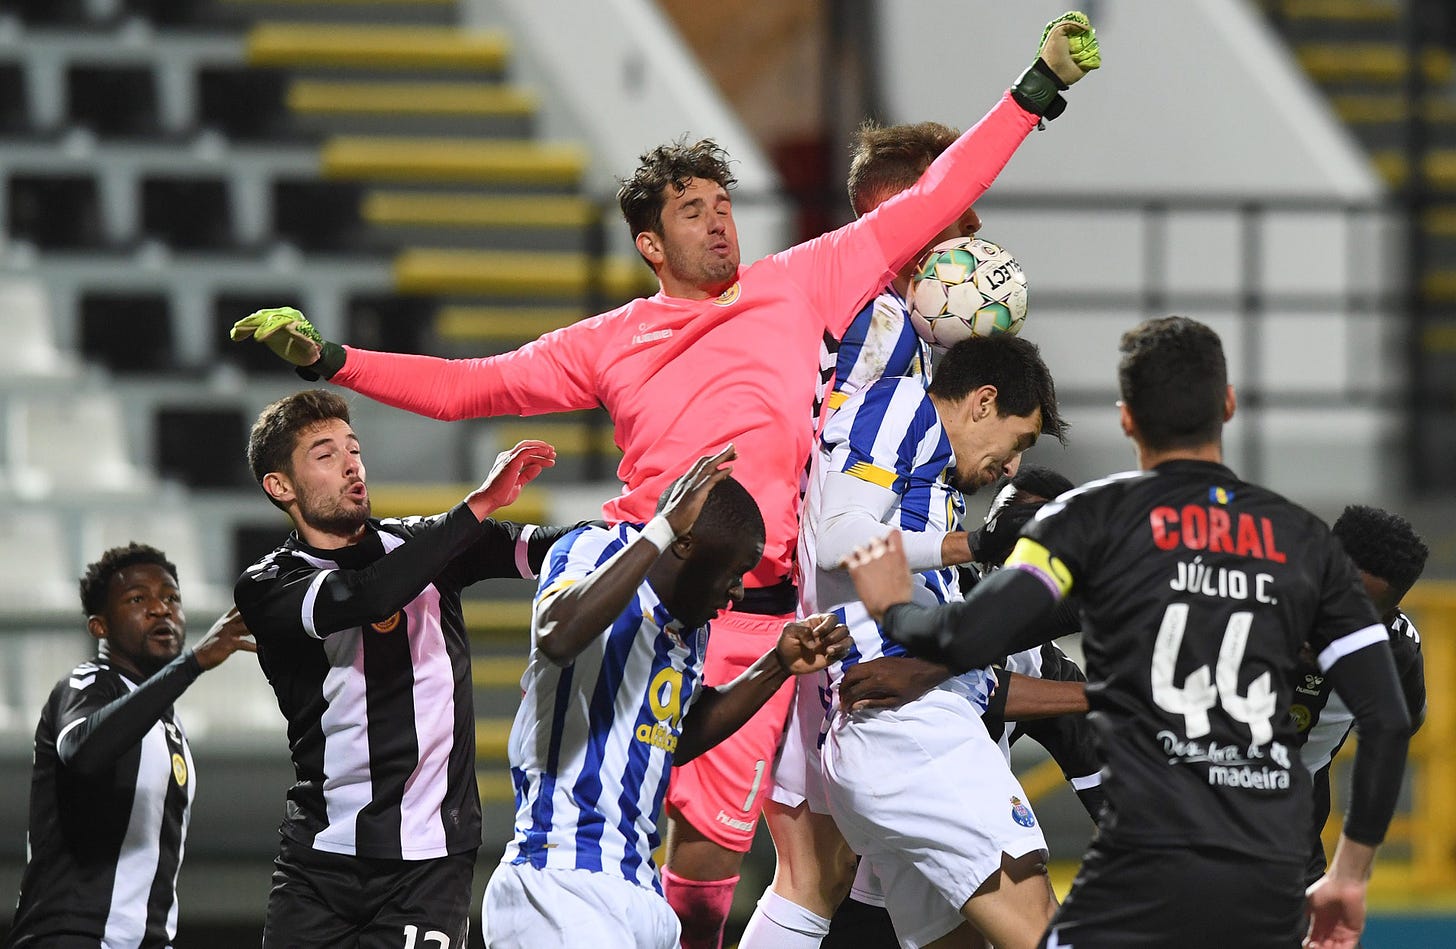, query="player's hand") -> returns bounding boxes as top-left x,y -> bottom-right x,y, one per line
842,530 -> 915,622
969,494 -> 1042,567
775,613 -> 851,676
838,656 -> 952,712
190,606 -> 256,671
469,440 -> 557,516
229,307 -> 325,367
1039,11 -> 1101,86
658,445 -> 736,538
1303,874 -> 1366,948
